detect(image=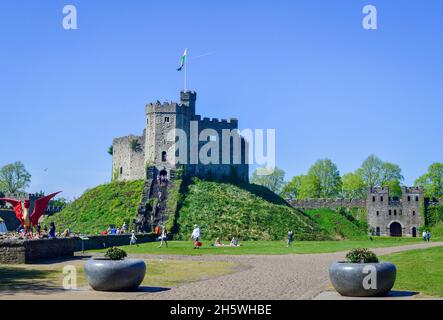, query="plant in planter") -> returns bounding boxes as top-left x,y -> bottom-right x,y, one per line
329,248 -> 396,297
85,247 -> 146,292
